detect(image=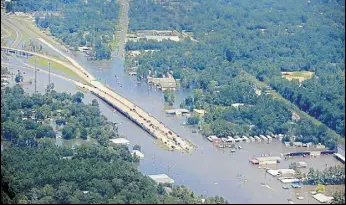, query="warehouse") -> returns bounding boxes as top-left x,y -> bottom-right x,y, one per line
254,156 -> 281,165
